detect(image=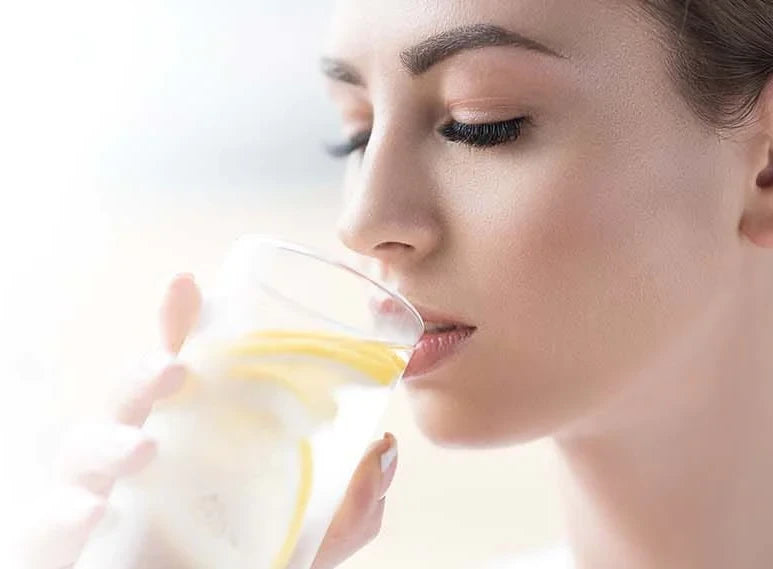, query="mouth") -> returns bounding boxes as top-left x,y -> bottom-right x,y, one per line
403,303 -> 478,379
